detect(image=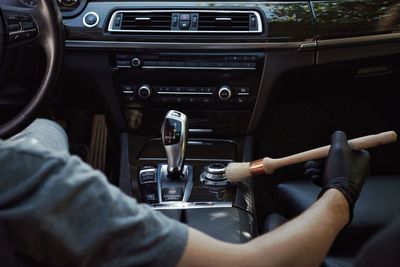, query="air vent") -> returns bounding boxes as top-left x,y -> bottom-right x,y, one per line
198,12 -> 258,32
108,10 -> 263,33
112,11 -> 172,31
